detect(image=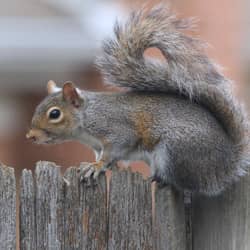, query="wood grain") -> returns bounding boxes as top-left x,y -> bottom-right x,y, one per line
35,161 -> 64,250
20,169 -> 36,250
0,163 -> 16,250
108,170 -> 153,250
154,185 -> 186,250
192,175 -> 250,250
